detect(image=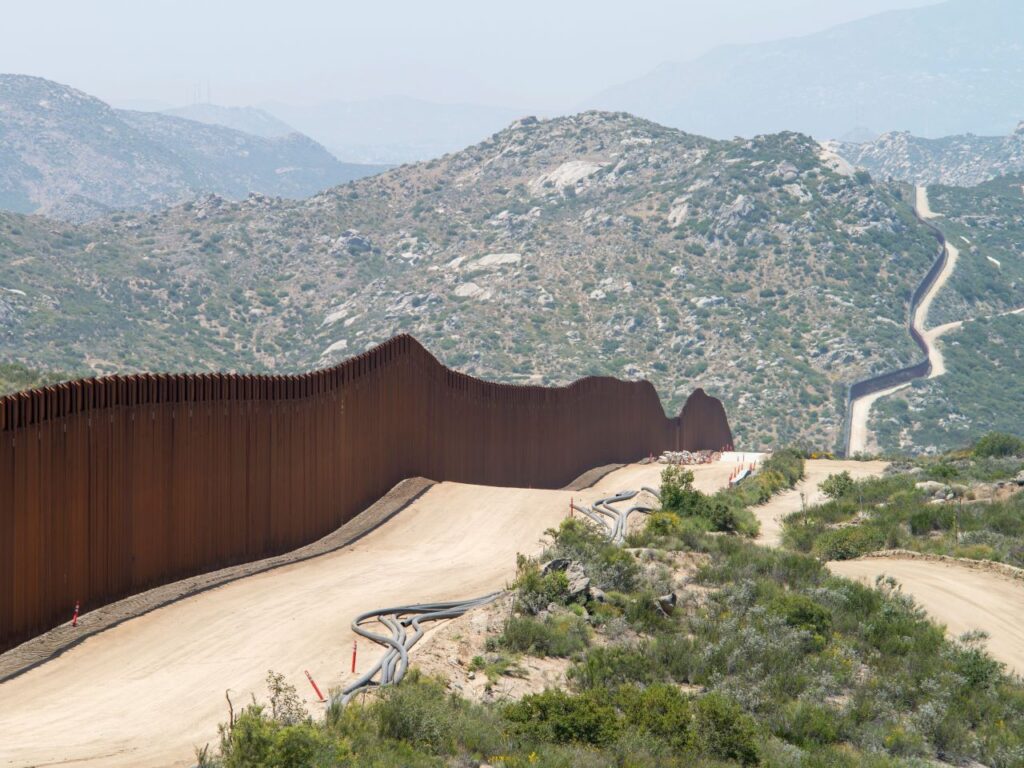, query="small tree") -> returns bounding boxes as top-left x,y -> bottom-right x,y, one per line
659,466 -> 704,516
820,471 -> 854,500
